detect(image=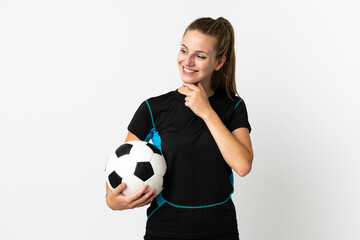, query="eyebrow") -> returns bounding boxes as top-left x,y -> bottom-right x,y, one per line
181,44 -> 209,55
